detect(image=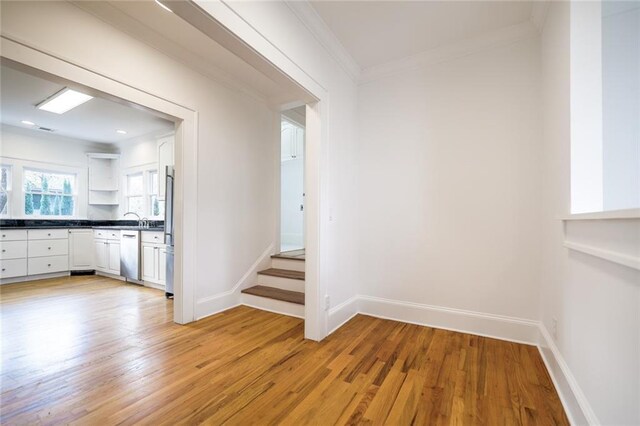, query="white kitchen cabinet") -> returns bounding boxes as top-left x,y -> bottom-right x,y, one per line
69,229 -> 94,271
94,239 -> 120,276
94,240 -> 108,270
281,122 -> 304,162
158,135 -> 174,200
142,244 -> 157,282
0,258 -> 27,279
141,230 -> 165,286
26,229 -> 68,277
108,242 -> 120,275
